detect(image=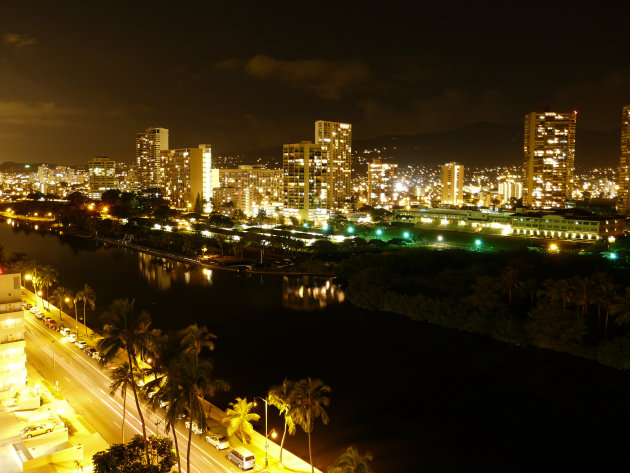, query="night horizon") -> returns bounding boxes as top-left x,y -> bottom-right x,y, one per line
2,2 -> 630,165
